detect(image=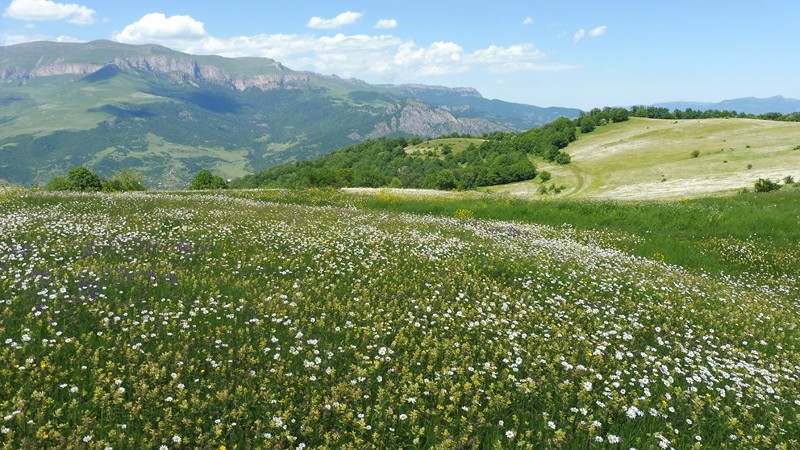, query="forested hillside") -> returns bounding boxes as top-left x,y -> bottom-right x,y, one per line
232,118 -> 577,190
